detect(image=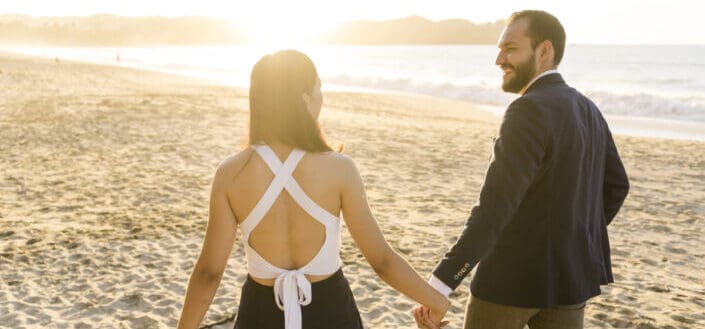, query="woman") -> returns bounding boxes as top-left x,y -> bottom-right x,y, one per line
176,50 -> 449,329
